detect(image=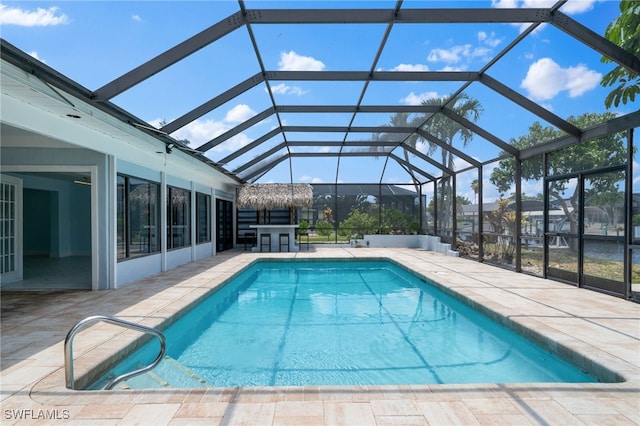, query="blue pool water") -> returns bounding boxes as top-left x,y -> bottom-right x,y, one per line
90,259 -> 596,389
